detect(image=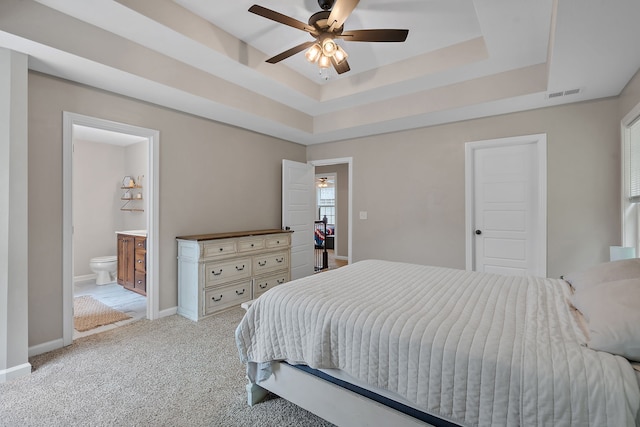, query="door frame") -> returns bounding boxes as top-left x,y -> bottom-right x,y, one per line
62,112 -> 160,346
464,134 -> 547,276
309,157 -> 353,265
